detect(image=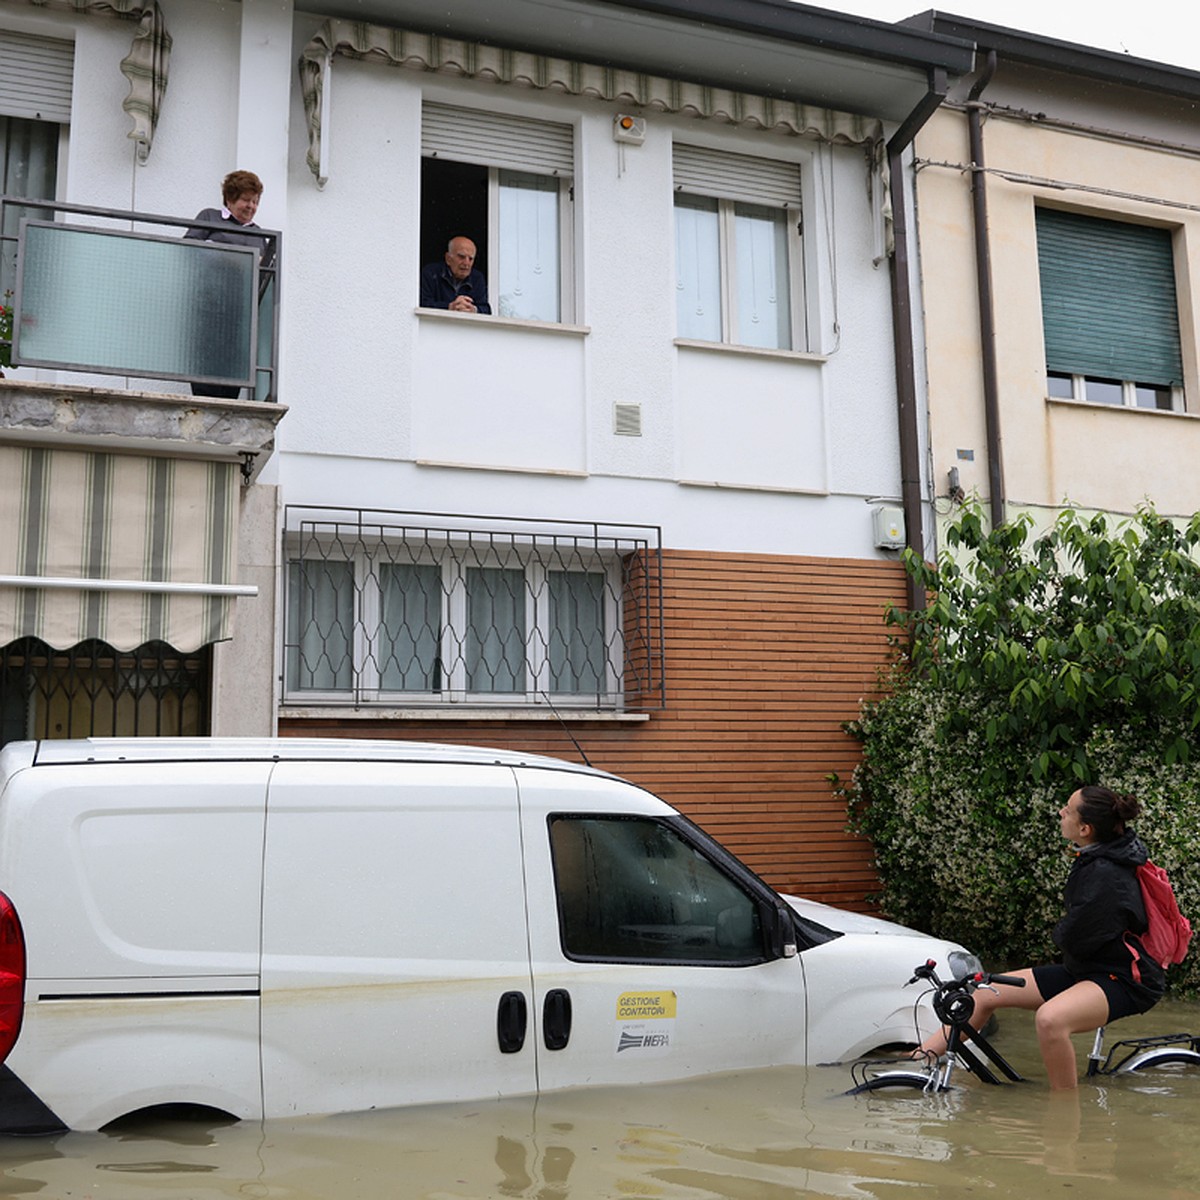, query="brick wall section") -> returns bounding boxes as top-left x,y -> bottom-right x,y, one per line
279,549 -> 906,912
